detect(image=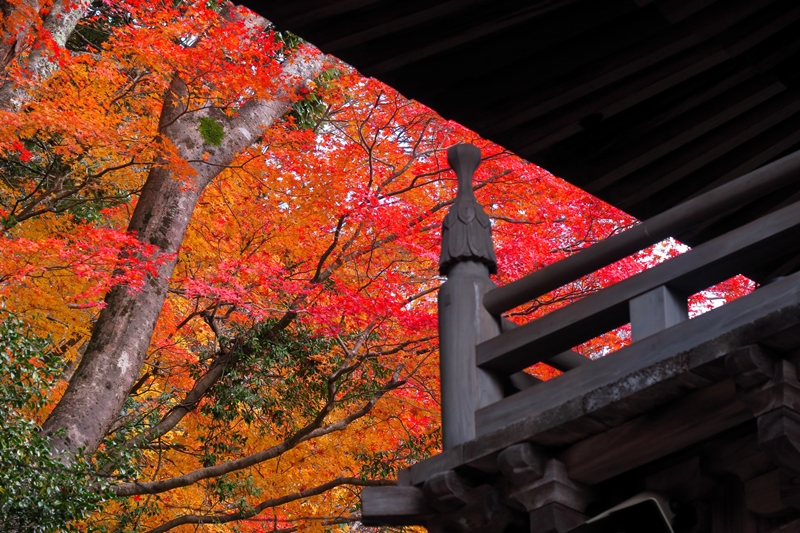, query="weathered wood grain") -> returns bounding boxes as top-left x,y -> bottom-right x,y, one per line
558,380 -> 751,485
476,271 -> 800,448
391,274 -> 800,490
